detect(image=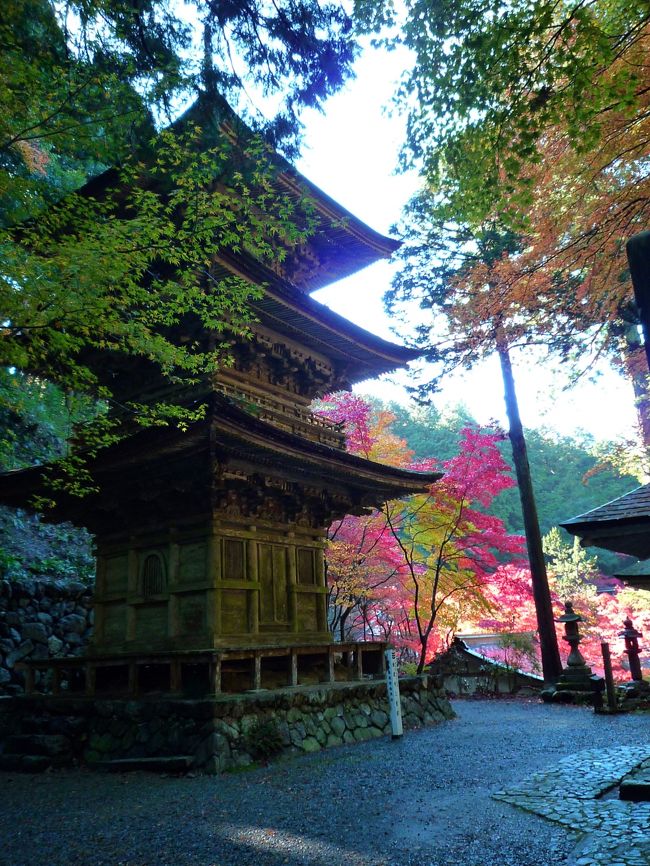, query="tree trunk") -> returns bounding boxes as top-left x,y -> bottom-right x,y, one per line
619,322 -> 650,453
417,641 -> 427,674
496,339 -> 563,686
